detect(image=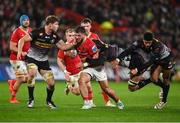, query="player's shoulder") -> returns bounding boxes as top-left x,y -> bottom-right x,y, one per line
91,32 -> 98,36
89,32 -> 99,39
12,27 -> 21,34
132,40 -> 142,46
28,27 -> 32,32
86,38 -> 95,45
